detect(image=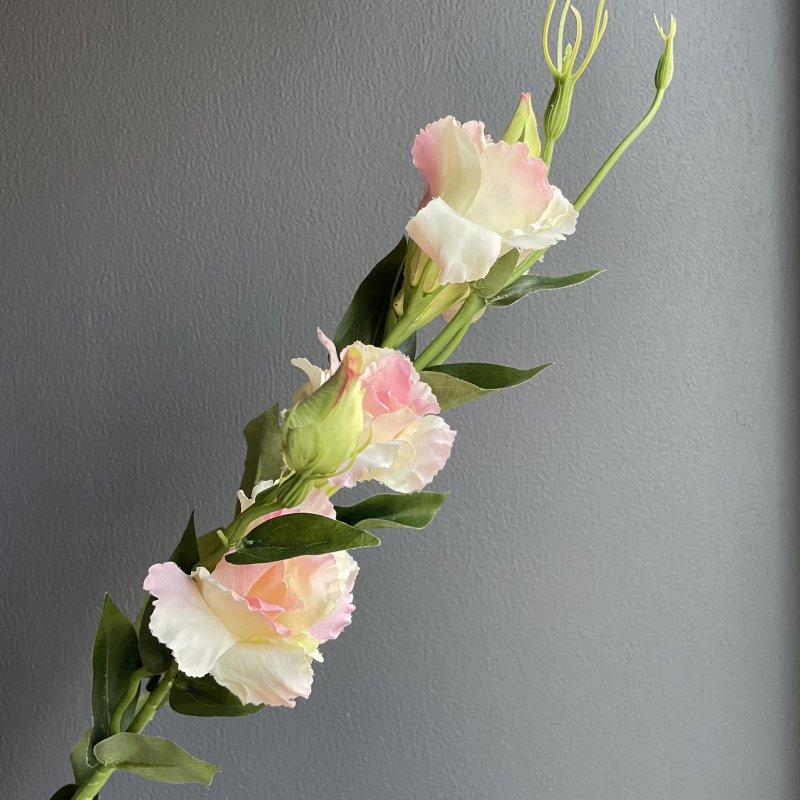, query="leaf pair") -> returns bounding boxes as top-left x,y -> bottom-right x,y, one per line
225,490 -> 447,565
57,732 -> 219,795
